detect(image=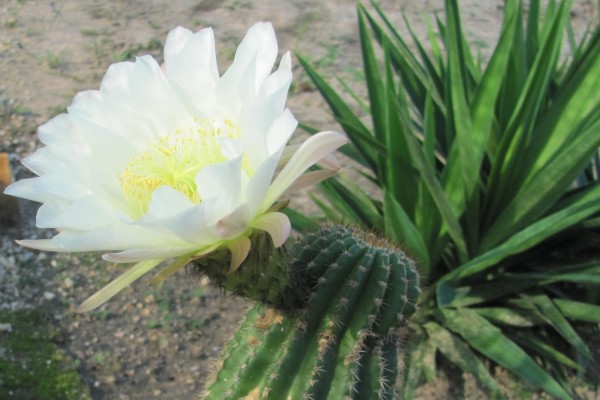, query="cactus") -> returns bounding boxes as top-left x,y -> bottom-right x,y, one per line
198,225 -> 421,400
